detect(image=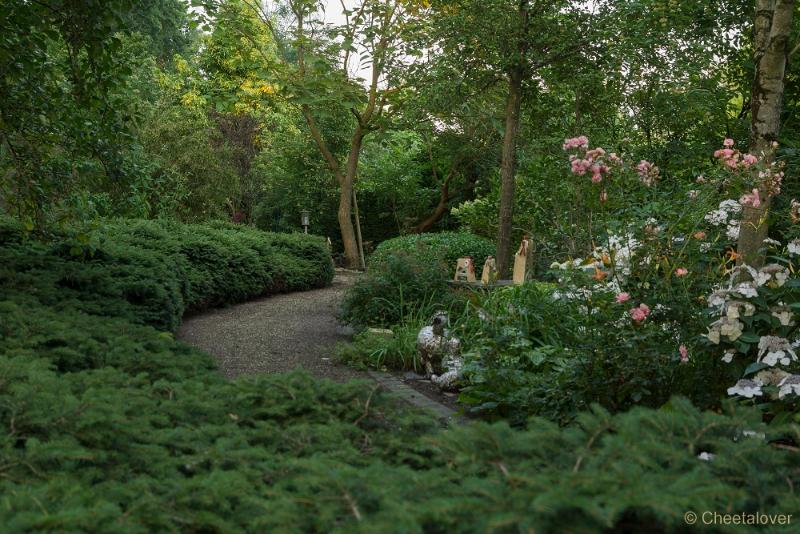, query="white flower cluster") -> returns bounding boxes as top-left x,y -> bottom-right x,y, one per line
727,378 -> 762,398
778,375 -> 800,399
704,199 -> 741,241
550,233 -> 639,285
757,336 -> 797,366
706,262 -> 800,400
744,368 -> 800,400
